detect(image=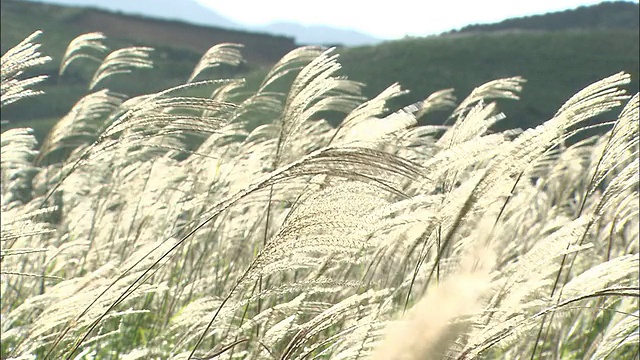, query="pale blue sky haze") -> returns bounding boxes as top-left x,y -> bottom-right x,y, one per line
197,0 -> 638,39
